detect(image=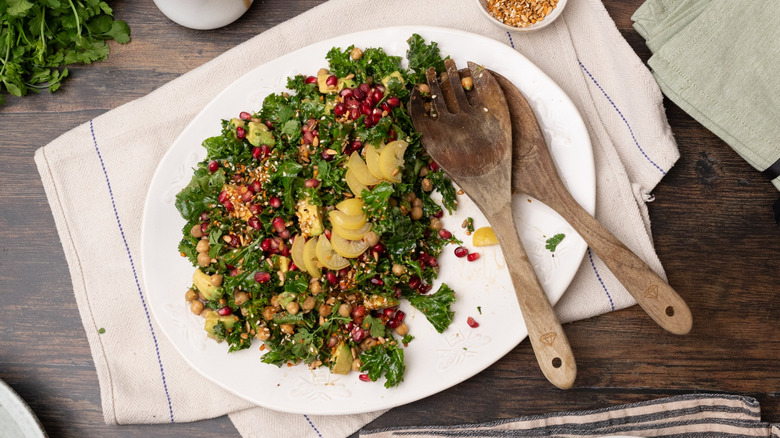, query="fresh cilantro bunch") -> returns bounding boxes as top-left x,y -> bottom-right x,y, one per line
0,0 -> 131,105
